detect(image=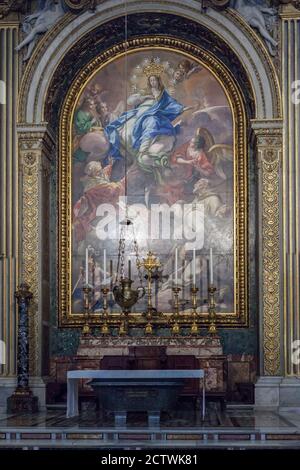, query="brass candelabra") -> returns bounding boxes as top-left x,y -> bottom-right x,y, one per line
208,284 -> 218,335
119,312 -> 128,335
100,287 -> 110,334
80,249 -> 220,336
82,285 -> 93,335
190,285 -> 199,335
138,251 -> 161,335
171,286 -> 181,334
